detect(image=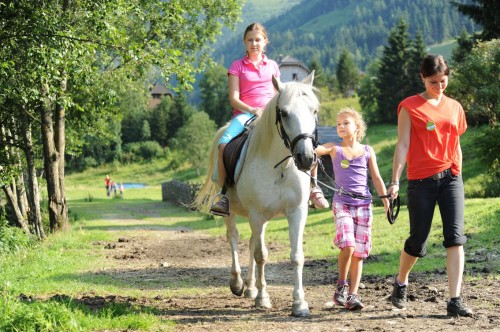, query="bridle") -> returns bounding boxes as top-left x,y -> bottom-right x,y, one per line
274,93 -> 319,169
